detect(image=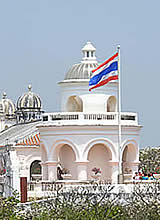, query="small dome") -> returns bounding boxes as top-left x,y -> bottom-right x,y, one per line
17,85 -> 41,110
64,41 -> 98,80
64,63 -> 98,80
0,92 -> 15,116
